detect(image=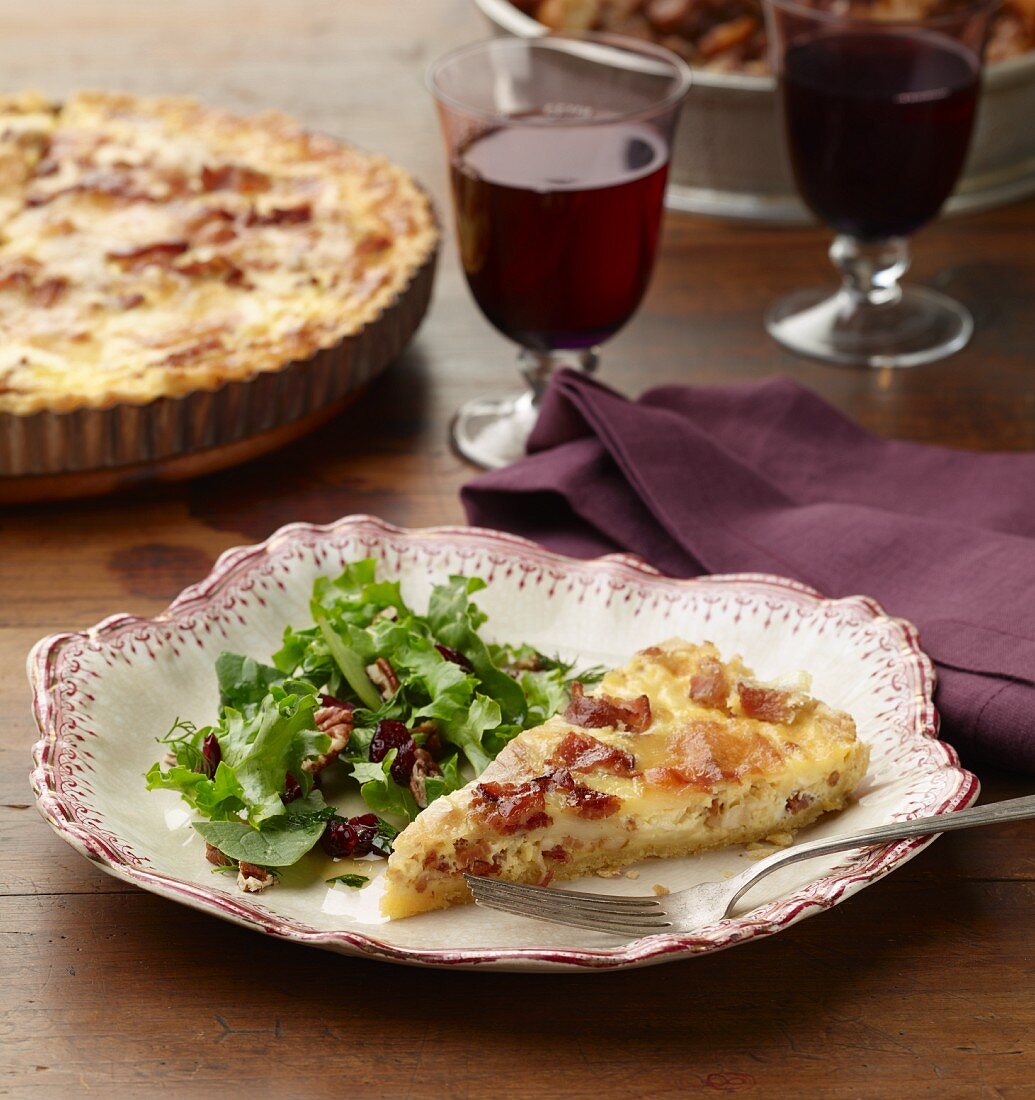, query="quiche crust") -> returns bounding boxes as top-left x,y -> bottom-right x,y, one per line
382,639 -> 869,919
0,91 -> 437,415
